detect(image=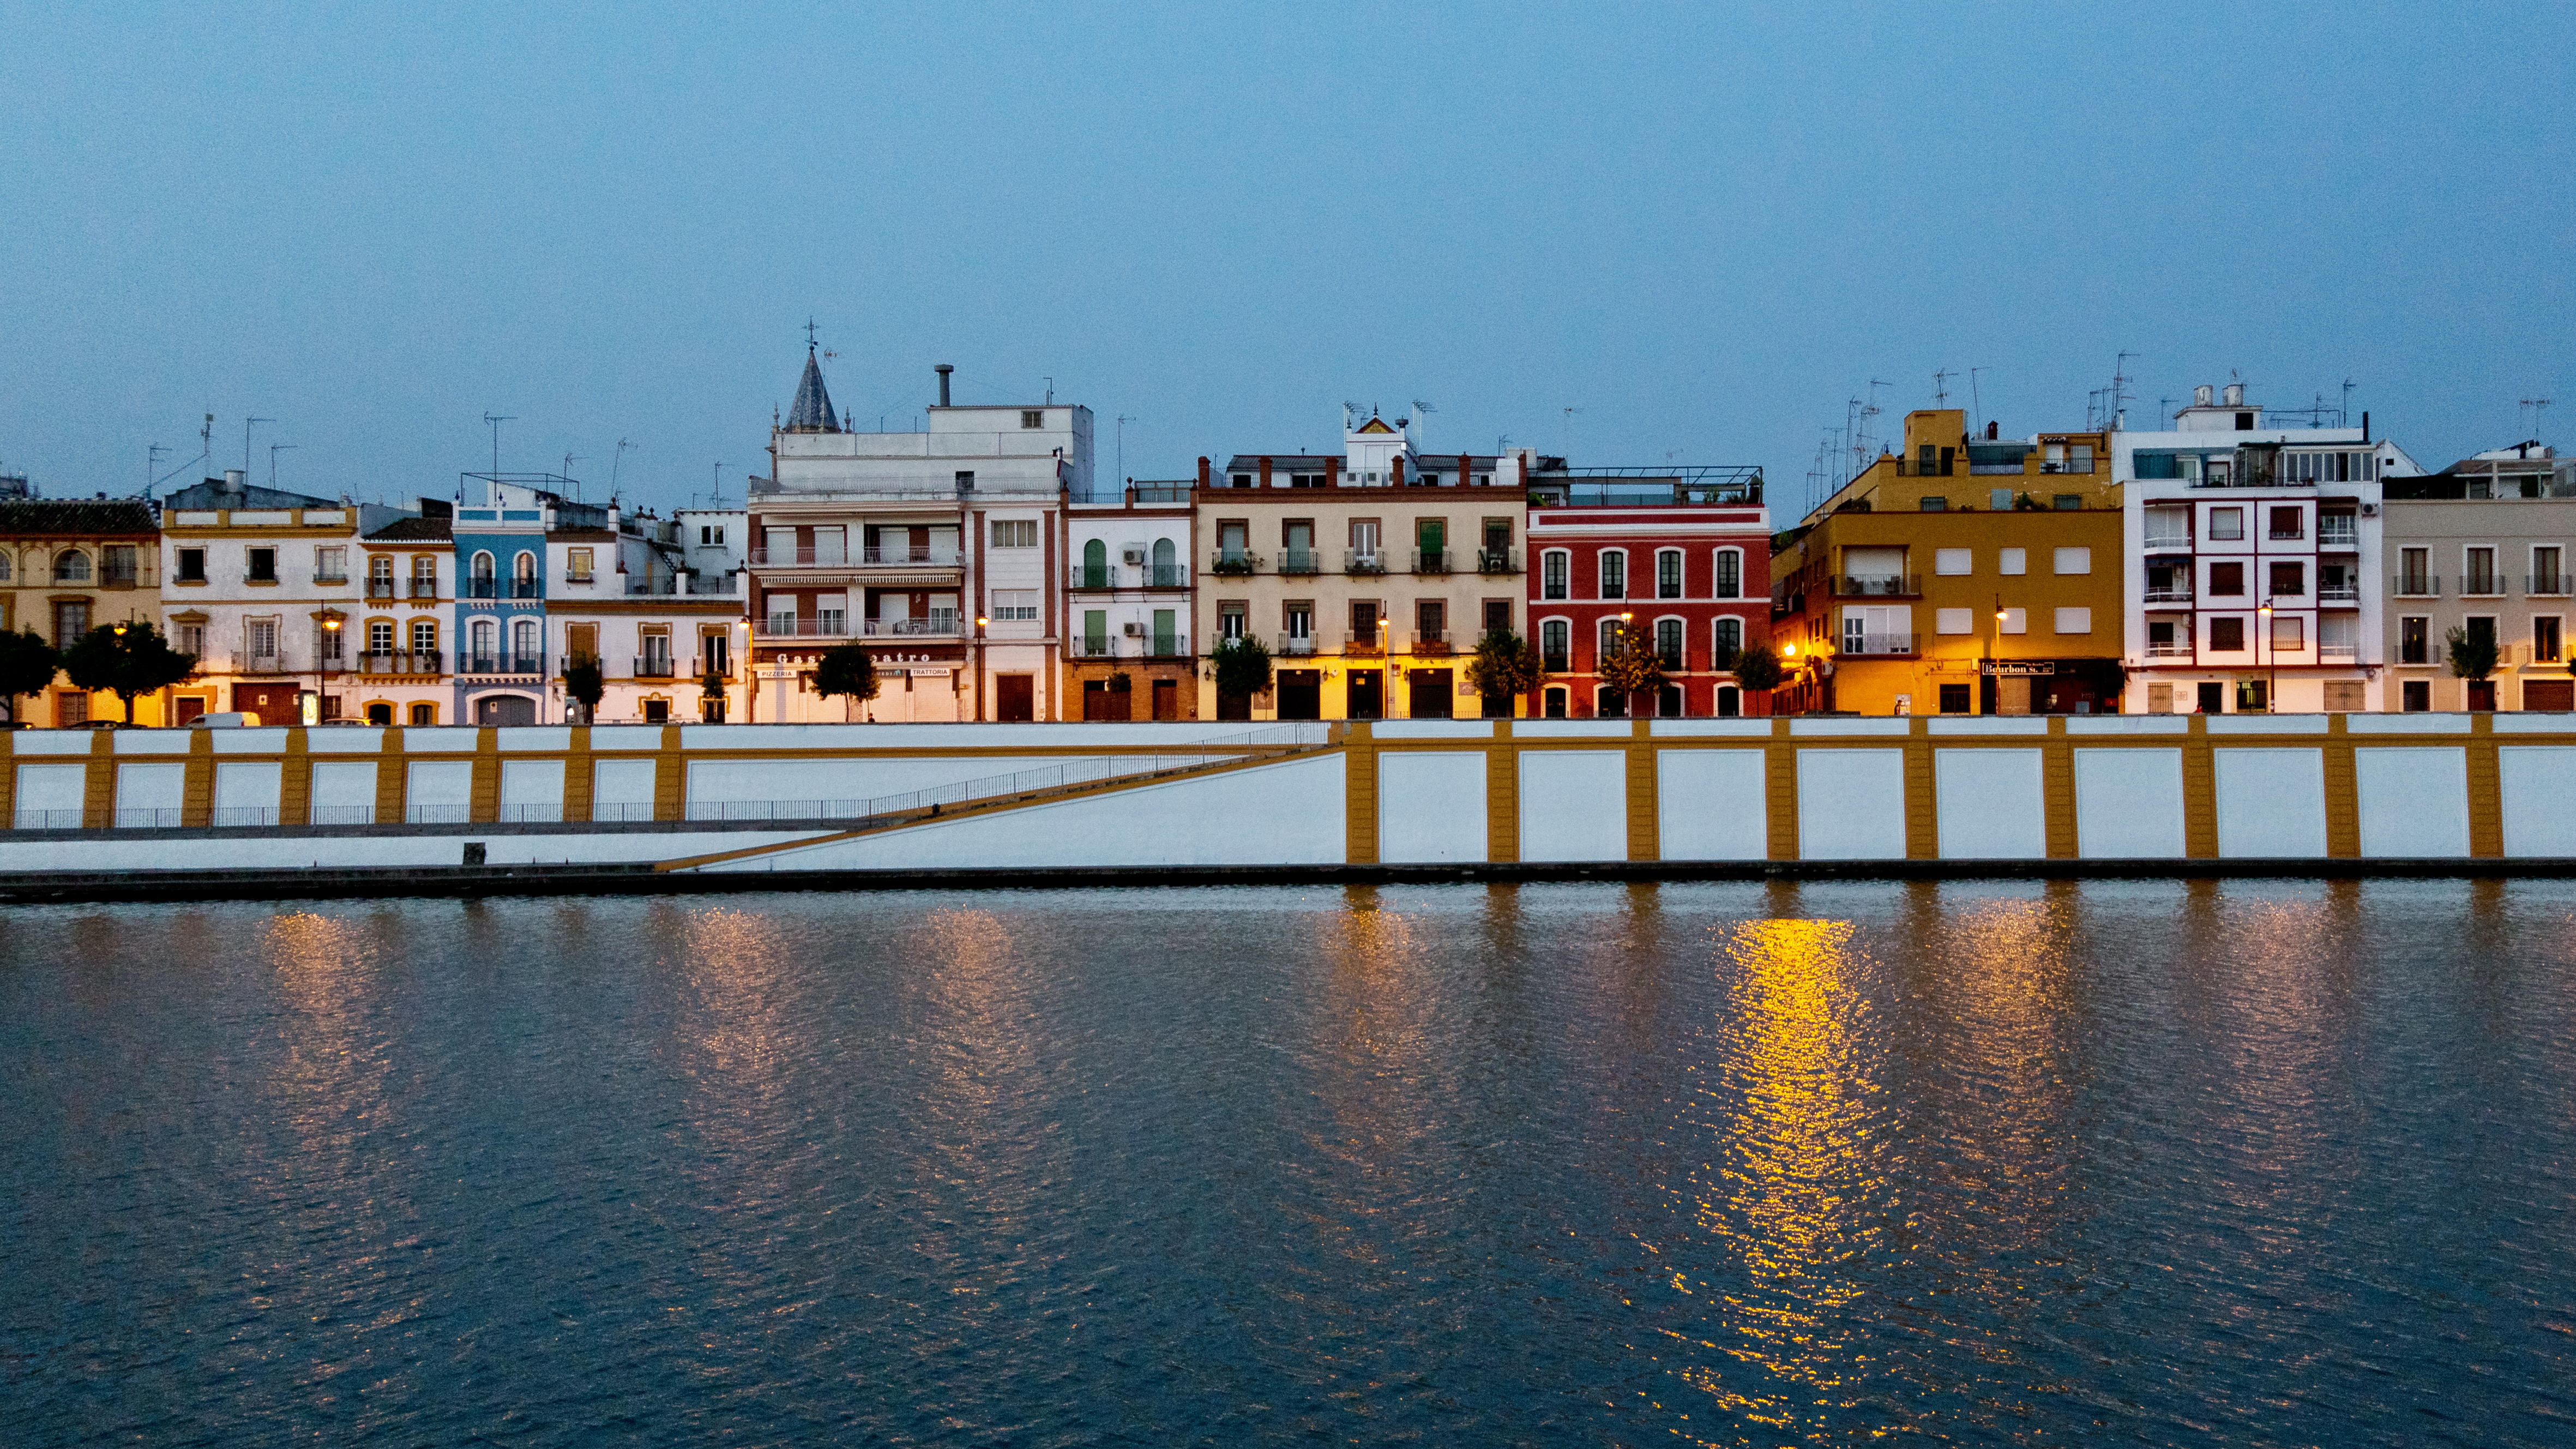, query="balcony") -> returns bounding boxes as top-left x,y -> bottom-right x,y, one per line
2319,583 -> 2361,604
1411,549 -> 1453,575
314,571 -> 348,586
1477,546 -> 1521,574
2461,575 -> 2506,599
467,579 -> 499,599
1840,633 -> 1917,656
2319,523 -> 2360,549
1408,629 -> 1450,654
760,616 -> 851,639
1542,650 -> 1571,672
1276,633 -> 1319,657
1073,635 -> 1117,658
566,570 -> 596,586
633,656 -> 679,679
2319,644 -> 2360,662
1277,549 -> 1323,576
2143,585 -> 2195,605
240,652 -> 288,675
1068,565 -> 1116,590
409,579 -> 439,600
463,654 -> 544,676
357,650 -> 443,676
1344,628 -> 1388,658
1143,563 -> 1188,587
2531,573 -> 2571,597
366,581 -> 399,601
2143,531 -> 2194,551
1343,550 -> 1386,576
1834,574 -> 1920,598
864,546 -> 957,567
1211,549 -> 1261,576
102,563 -> 140,587
869,615 -> 959,638
2393,575 -> 2441,598
2145,642 -> 2193,659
